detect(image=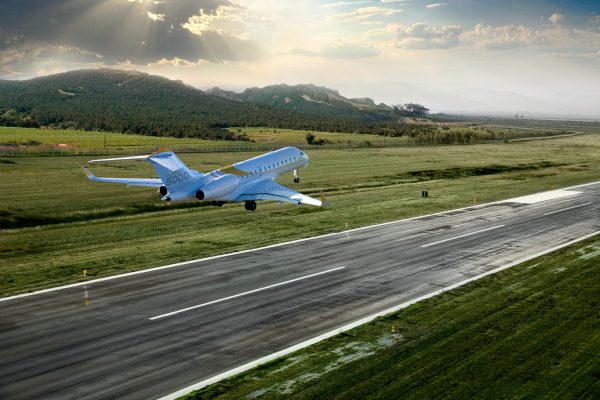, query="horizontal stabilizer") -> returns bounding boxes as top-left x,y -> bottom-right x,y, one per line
88,155 -> 150,163
82,167 -> 163,187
